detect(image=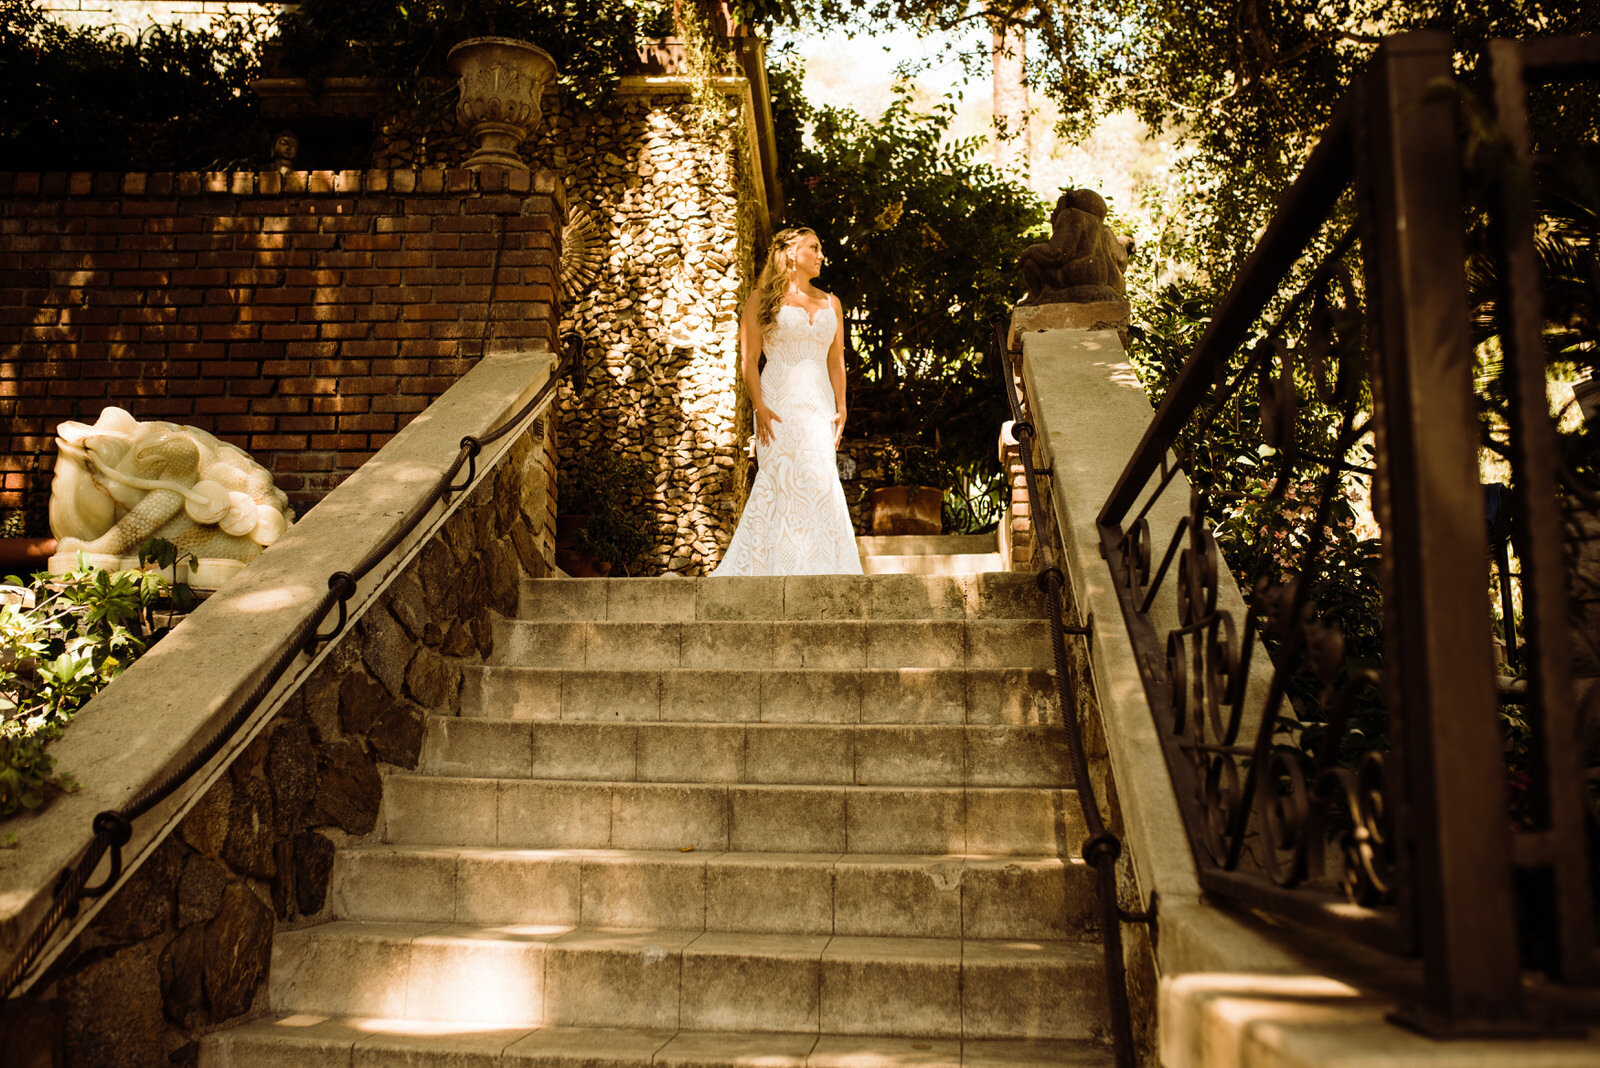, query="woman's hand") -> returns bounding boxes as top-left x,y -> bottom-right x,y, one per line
756,402 -> 782,447
831,408 -> 846,449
